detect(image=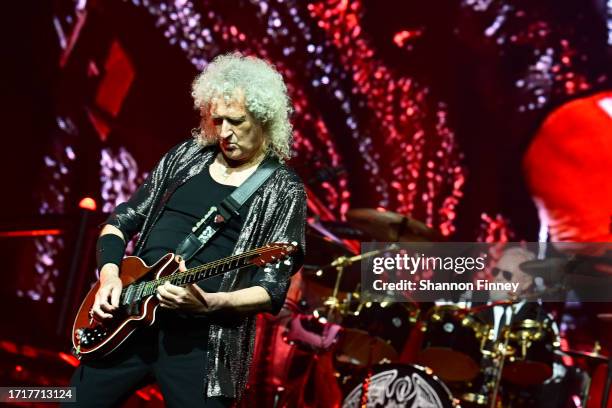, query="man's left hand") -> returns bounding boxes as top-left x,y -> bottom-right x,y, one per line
156,256 -> 226,314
